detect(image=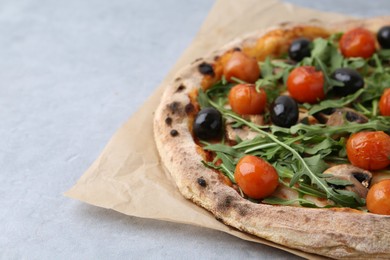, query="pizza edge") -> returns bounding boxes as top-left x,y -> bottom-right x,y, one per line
153,18 -> 390,259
